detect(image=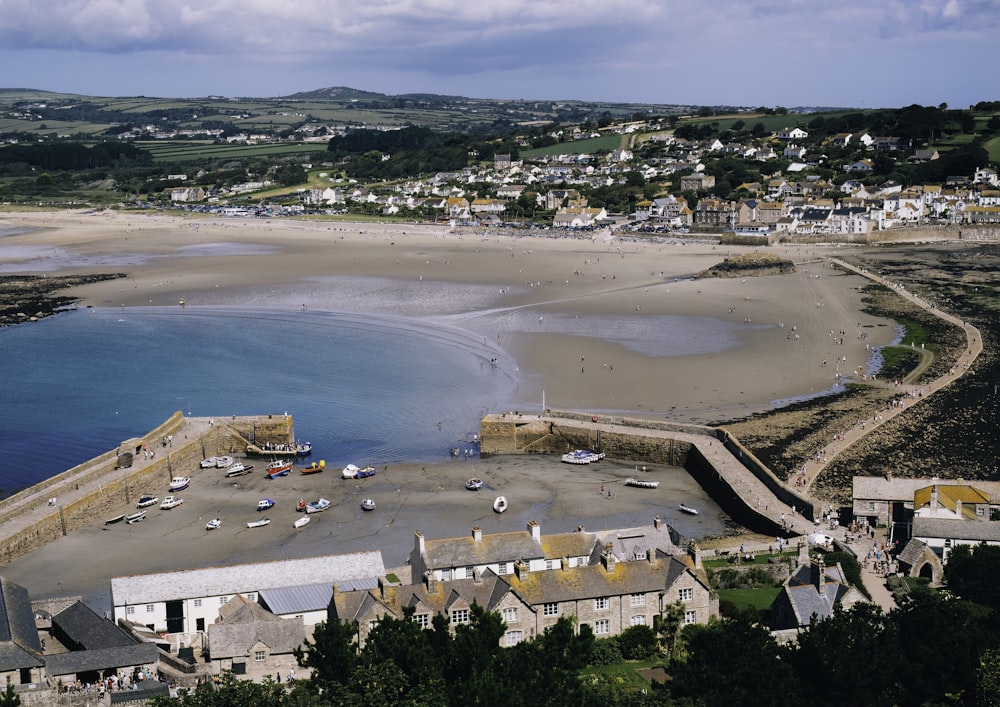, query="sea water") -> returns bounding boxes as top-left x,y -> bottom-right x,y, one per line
0,306 -> 516,497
